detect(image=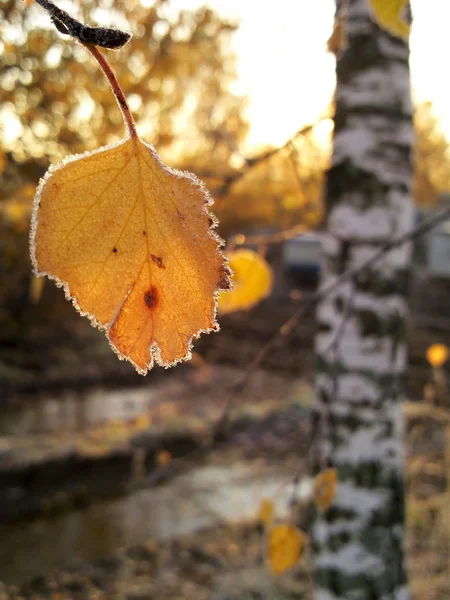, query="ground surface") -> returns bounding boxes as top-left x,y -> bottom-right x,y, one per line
0,370 -> 448,600
1,273 -> 450,599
